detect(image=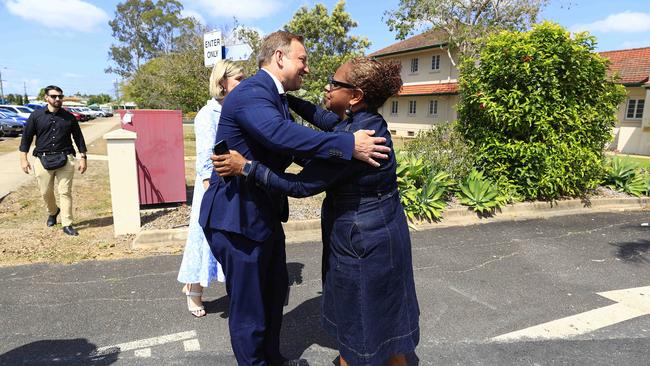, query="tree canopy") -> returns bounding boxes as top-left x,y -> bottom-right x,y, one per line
284,0 -> 370,103
385,0 -> 550,64
106,0 -> 194,78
